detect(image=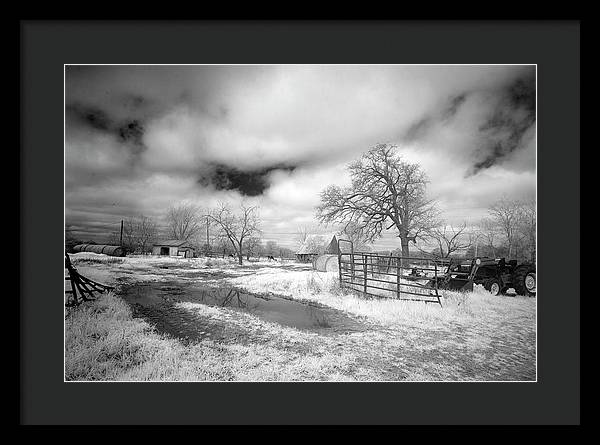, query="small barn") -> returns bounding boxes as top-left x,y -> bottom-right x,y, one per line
296,233 -> 340,263
151,240 -> 196,258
